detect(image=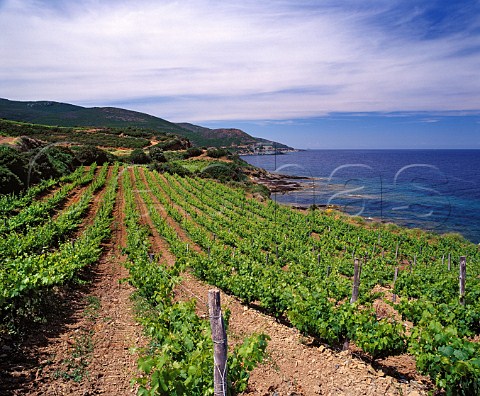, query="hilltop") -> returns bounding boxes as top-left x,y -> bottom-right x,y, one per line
0,98 -> 292,150
177,122 -> 293,150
